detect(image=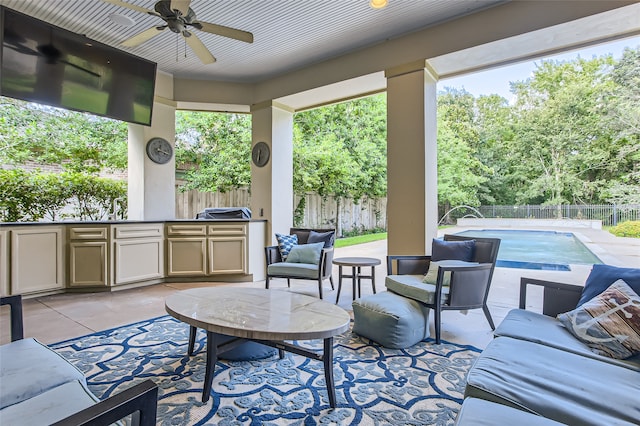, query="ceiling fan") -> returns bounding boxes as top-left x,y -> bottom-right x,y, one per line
103,0 -> 254,64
